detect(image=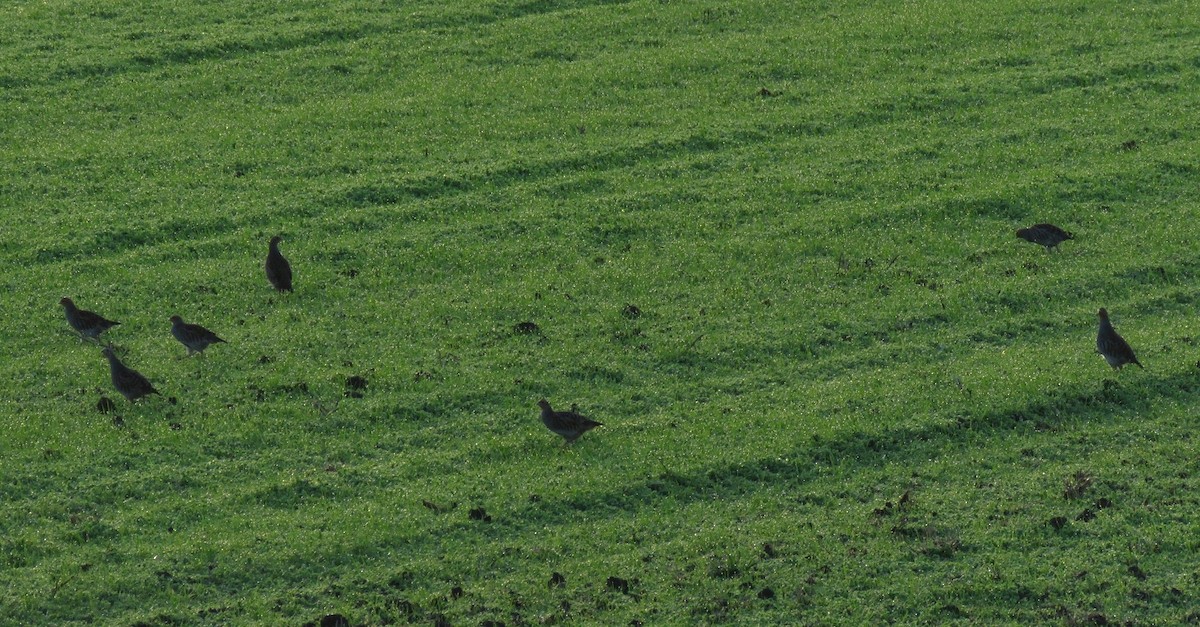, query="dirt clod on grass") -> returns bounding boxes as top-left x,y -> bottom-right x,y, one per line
513,321 -> 540,335
605,576 -> 629,594
344,375 -> 368,397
